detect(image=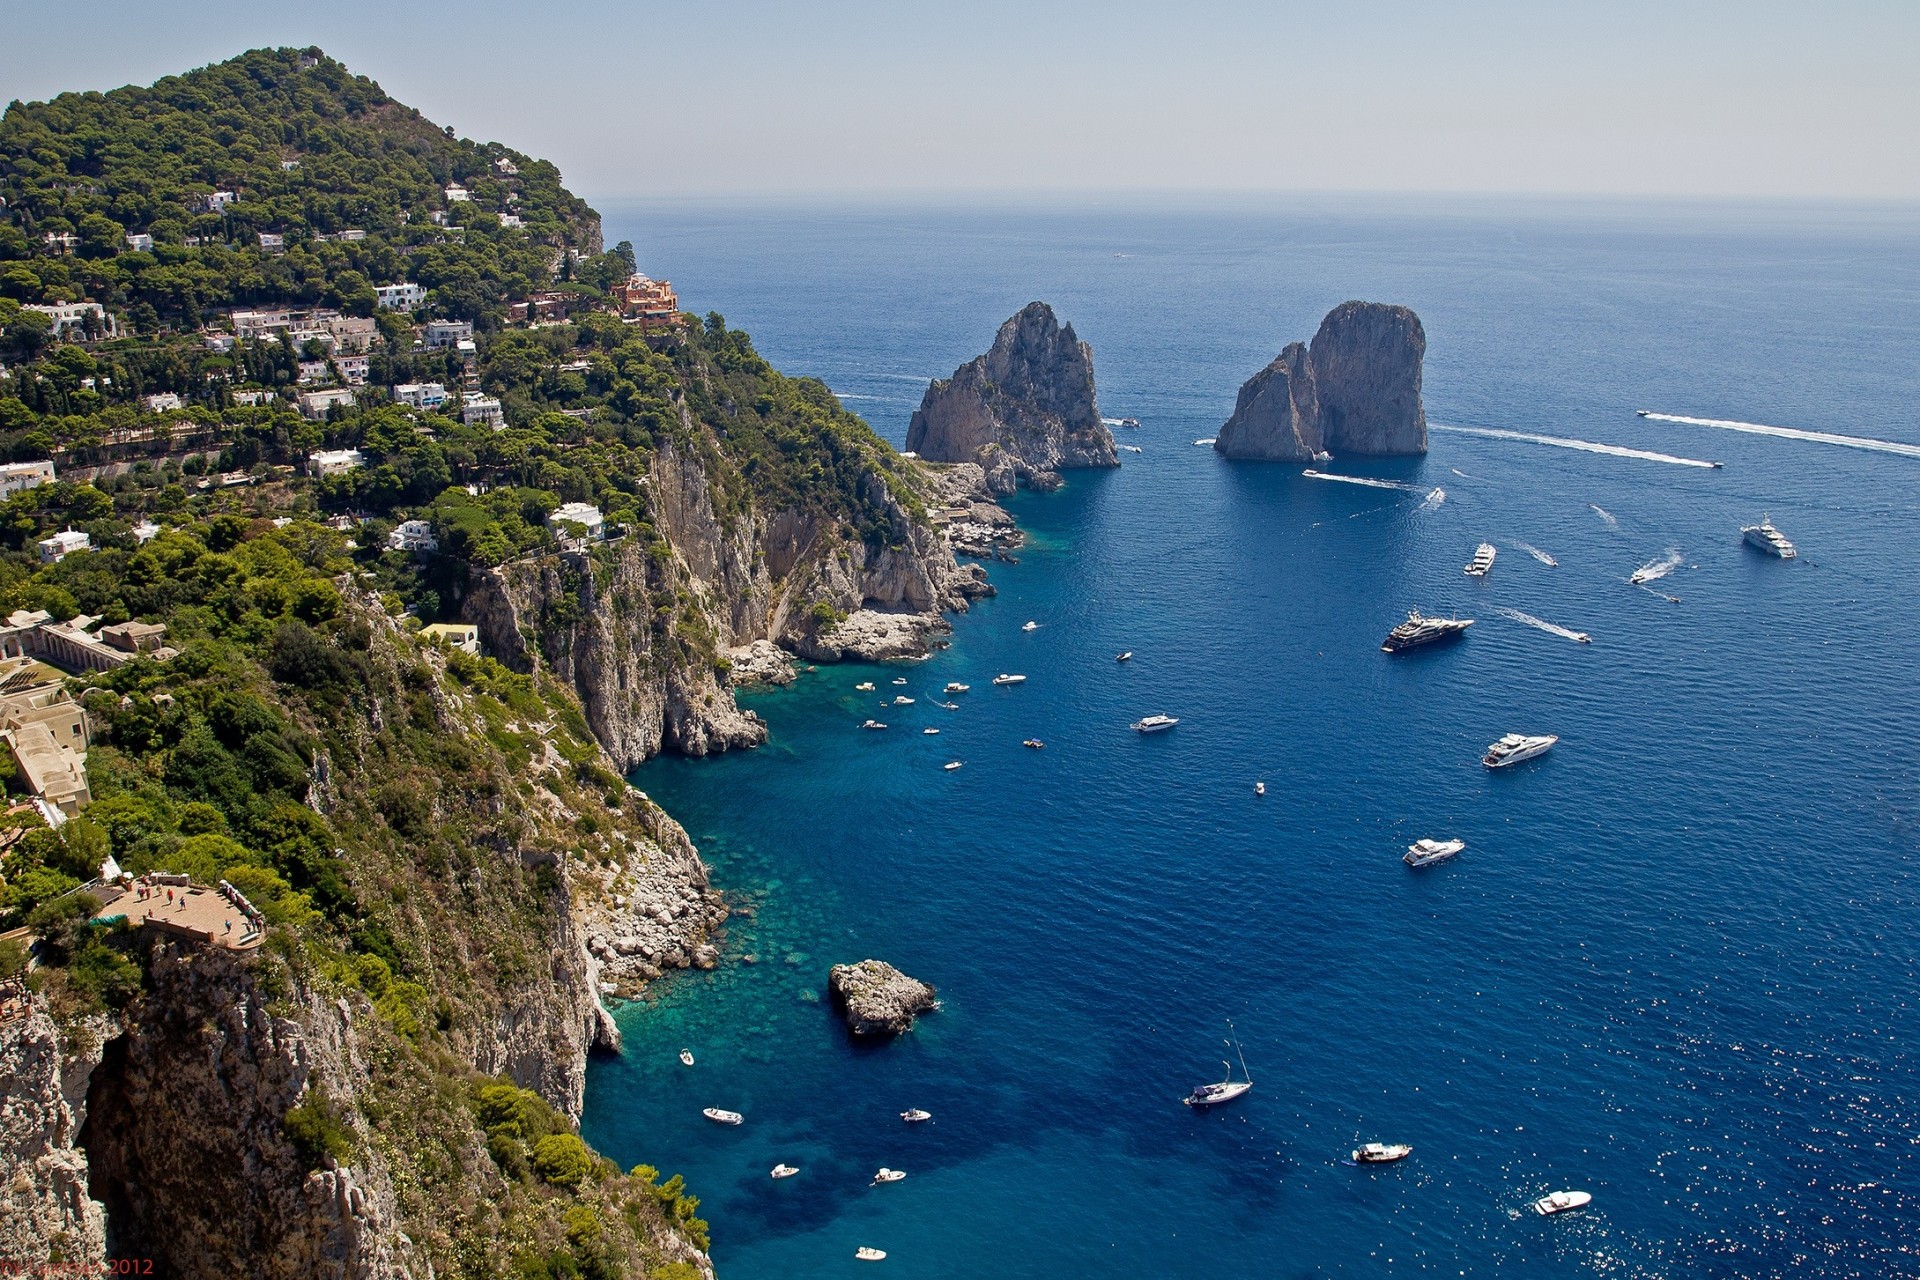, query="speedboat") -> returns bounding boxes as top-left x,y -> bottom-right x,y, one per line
855,1247 -> 887,1262
871,1168 -> 906,1185
1022,621 -> 1039,631
892,678 -> 909,685
1353,1143 -> 1413,1164
1121,444 -> 1143,453
1193,437 -> 1216,446
1635,409 -> 1650,417
855,682 -> 875,692
1115,651 -> 1132,662
1533,1190 -> 1592,1216
1023,739 -> 1045,749
861,720 -> 888,730
678,1049 -> 694,1067
944,682 -> 970,694
770,1164 -> 799,1179
992,674 -> 1026,686
1742,515 -> 1796,558
901,1109 -> 932,1123
1464,542 -> 1496,577
893,695 -> 915,705
943,761 -> 963,771
1482,733 -> 1558,769
1131,714 -> 1178,733
702,1108 -> 743,1125
1381,610 -> 1474,653
1184,1022 -> 1254,1108
923,727 -> 940,735
939,701 -> 960,710
1118,417 -> 1141,428
1404,838 -> 1465,868
1254,781 -> 1266,796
